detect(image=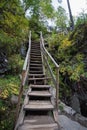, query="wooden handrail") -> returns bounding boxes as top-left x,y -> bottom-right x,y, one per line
22,31 -> 31,86
14,31 -> 31,127
23,31 -> 31,71
40,32 -> 59,110
41,32 -> 59,68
